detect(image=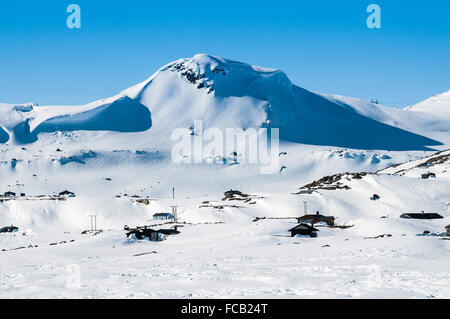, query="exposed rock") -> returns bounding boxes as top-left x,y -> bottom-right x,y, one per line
223,189 -> 250,201
416,151 -> 450,168
168,59 -> 227,94
365,234 -> 392,239
298,172 -> 369,192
